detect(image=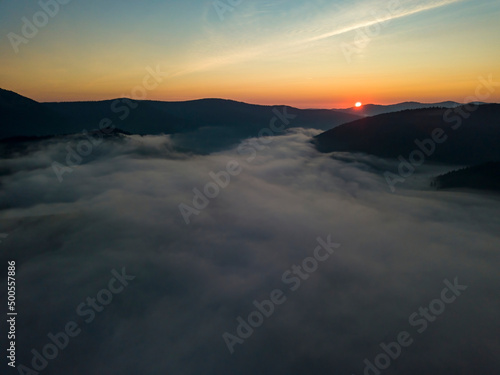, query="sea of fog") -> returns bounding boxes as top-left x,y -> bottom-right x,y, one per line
0,129 -> 499,375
